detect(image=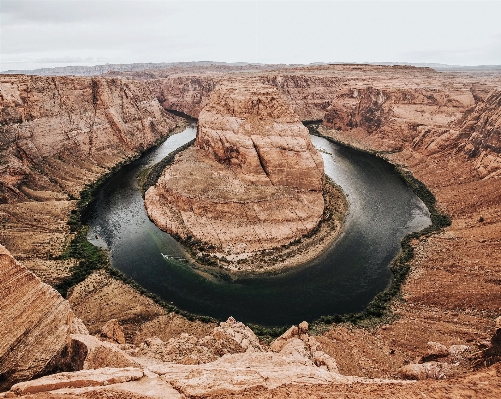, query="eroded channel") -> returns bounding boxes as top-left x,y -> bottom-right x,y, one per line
87,124 -> 431,326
